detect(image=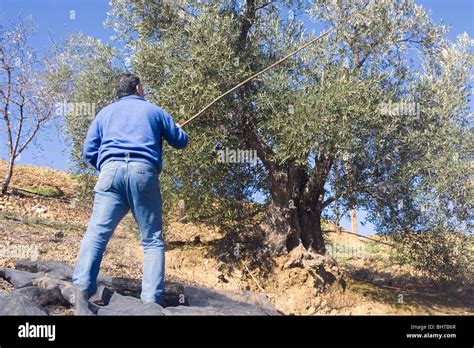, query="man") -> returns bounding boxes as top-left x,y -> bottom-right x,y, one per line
72,74 -> 188,314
